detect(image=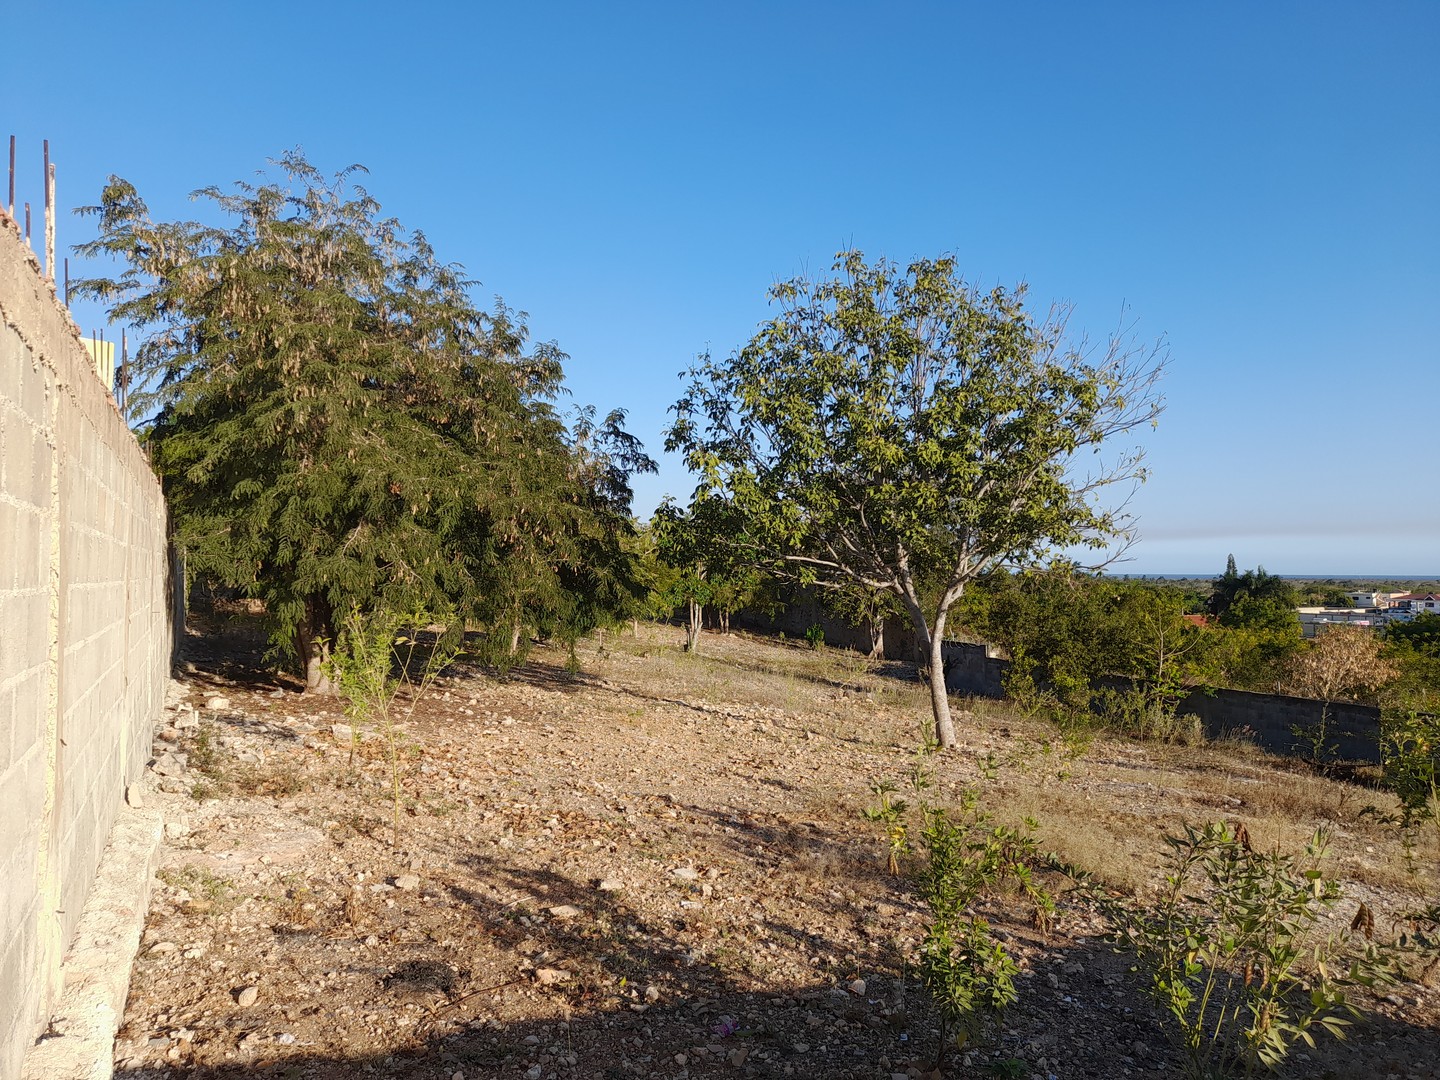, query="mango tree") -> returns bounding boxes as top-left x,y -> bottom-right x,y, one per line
667,250 -> 1165,747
